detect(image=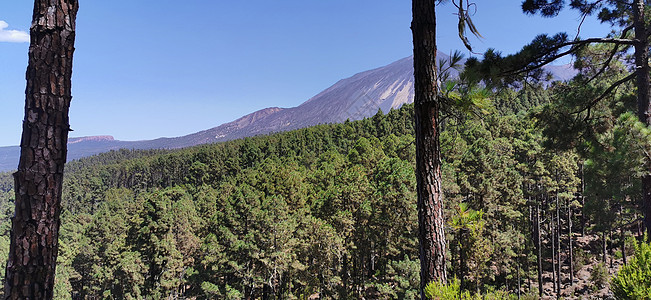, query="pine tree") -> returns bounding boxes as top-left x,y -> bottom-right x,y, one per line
4,1 -> 79,298
411,0 -> 448,293
471,0 -> 651,234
